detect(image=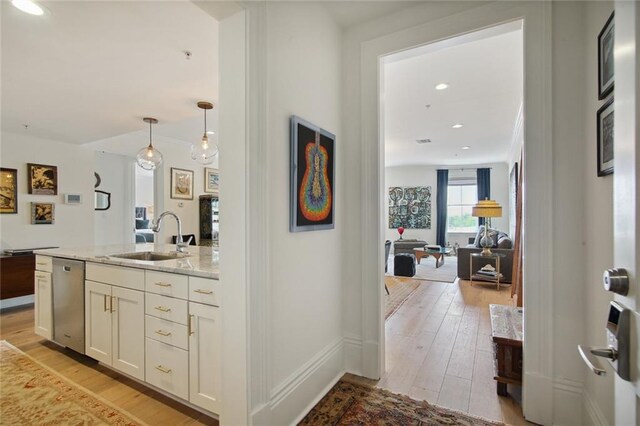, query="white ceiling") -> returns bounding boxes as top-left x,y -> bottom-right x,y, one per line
383,21 -> 523,167
1,1 -> 219,145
